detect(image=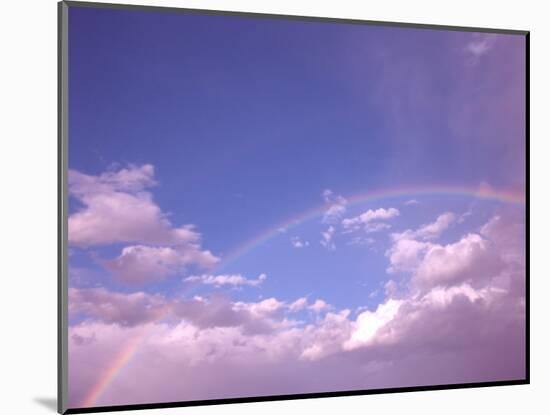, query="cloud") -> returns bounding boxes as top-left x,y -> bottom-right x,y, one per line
233,297 -> 286,317
291,236 -> 310,248
69,165 -> 219,282
405,199 -> 419,206
365,222 -> 392,233
308,299 -> 331,313
69,287 -> 167,327
69,287 -> 294,337
104,245 -> 218,283
68,212 -> 525,408
320,225 -> 336,250
288,297 -> 308,312
413,233 -> 502,289
69,165 -> 195,247
386,212 -> 497,287
185,273 -> 267,288
321,189 -> 347,224
465,33 -> 498,58
344,299 -> 403,349
392,212 -> 456,241
386,237 -> 431,274
342,207 -> 399,232
458,207 -> 473,223
299,309 -> 353,360
480,212 -> 525,265
345,212 -> 525,364
347,236 -> 375,246
384,280 -> 398,297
